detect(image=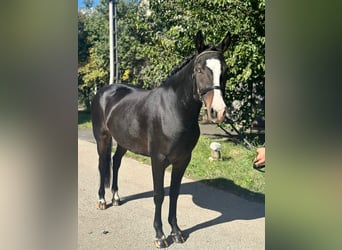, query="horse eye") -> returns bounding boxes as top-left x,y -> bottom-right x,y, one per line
196,69 -> 202,73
